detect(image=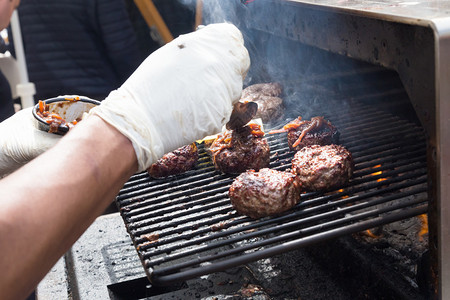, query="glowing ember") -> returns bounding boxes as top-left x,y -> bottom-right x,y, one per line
364,228 -> 382,238
338,189 -> 349,199
371,164 -> 382,176
418,214 -> 428,241
371,164 -> 387,182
